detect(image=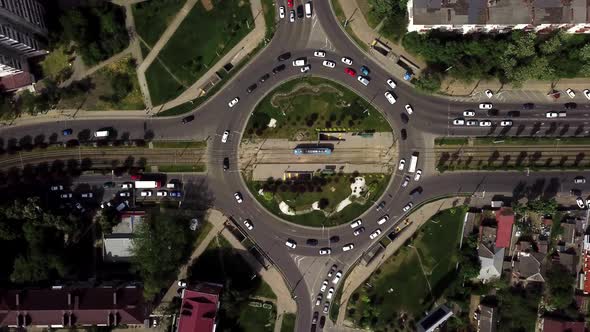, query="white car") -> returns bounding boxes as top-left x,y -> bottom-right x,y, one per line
584,89 -> 590,100
398,159 -> 406,170
453,118 -> 465,126
369,229 -> 382,240
228,97 -> 239,108
285,239 -> 297,249
386,78 -> 397,89
327,287 -> 335,300
350,219 -> 362,228
405,104 -> 413,115
279,6 -> 285,19
463,110 -> 475,117
332,271 -> 342,284
221,130 -> 229,143
319,248 -> 331,255
315,294 -> 322,306
466,120 -> 478,126
243,219 -> 253,230
322,60 -> 335,68
559,111 -> 567,118
546,112 -> 558,118
121,182 -> 133,189
314,50 -> 326,58
342,243 -> 354,252
377,215 -> 389,225
60,193 -> 72,199
357,76 -> 370,86
577,197 -> 585,209
50,185 -> 63,191
414,169 -> 422,181
140,190 -> 152,197
341,57 -> 353,65
292,58 -> 306,67
320,280 -> 329,292
500,120 -> 513,127
234,192 -> 243,203
289,10 -> 295,22
484,89 -> 493,98
157,190 -> 168,197
402,176 -> 410,187
384,91 -> 396,104
586,198 -> 590,207
301,65 -> 310,73
100,201 -> 112,209
479,103 -> 493,110
178,280 -> 187,288
119,191 -> 131,197
81,192 -> 93,198
403,202 -> 413,212
323,302 -> 330,314
566,88 -> 576,98
479,120 -> 492,127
